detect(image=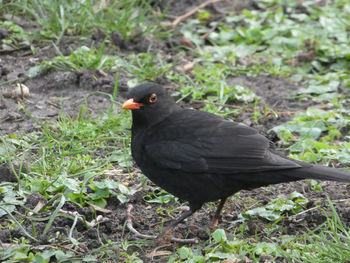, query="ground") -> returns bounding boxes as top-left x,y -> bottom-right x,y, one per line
1,0 -> 350,262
